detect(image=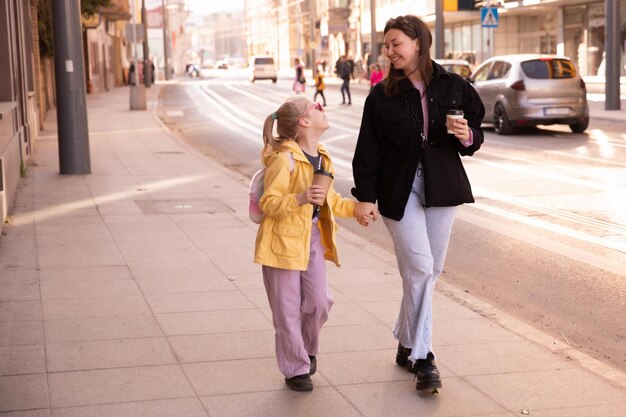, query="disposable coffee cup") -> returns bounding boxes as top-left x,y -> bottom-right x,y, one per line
312,169 -> 334,205
446,110 -> 464,134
